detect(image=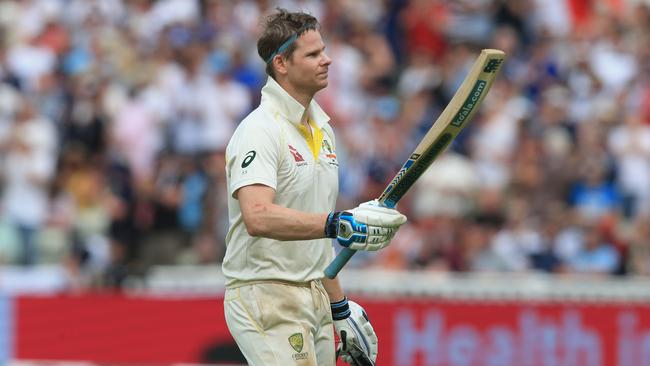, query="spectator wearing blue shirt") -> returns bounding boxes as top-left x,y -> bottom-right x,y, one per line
567,224 -> 620,275
569,161 -> 621,222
